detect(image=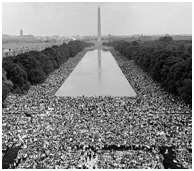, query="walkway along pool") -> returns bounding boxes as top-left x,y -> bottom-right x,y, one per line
55,48 -> 136,97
